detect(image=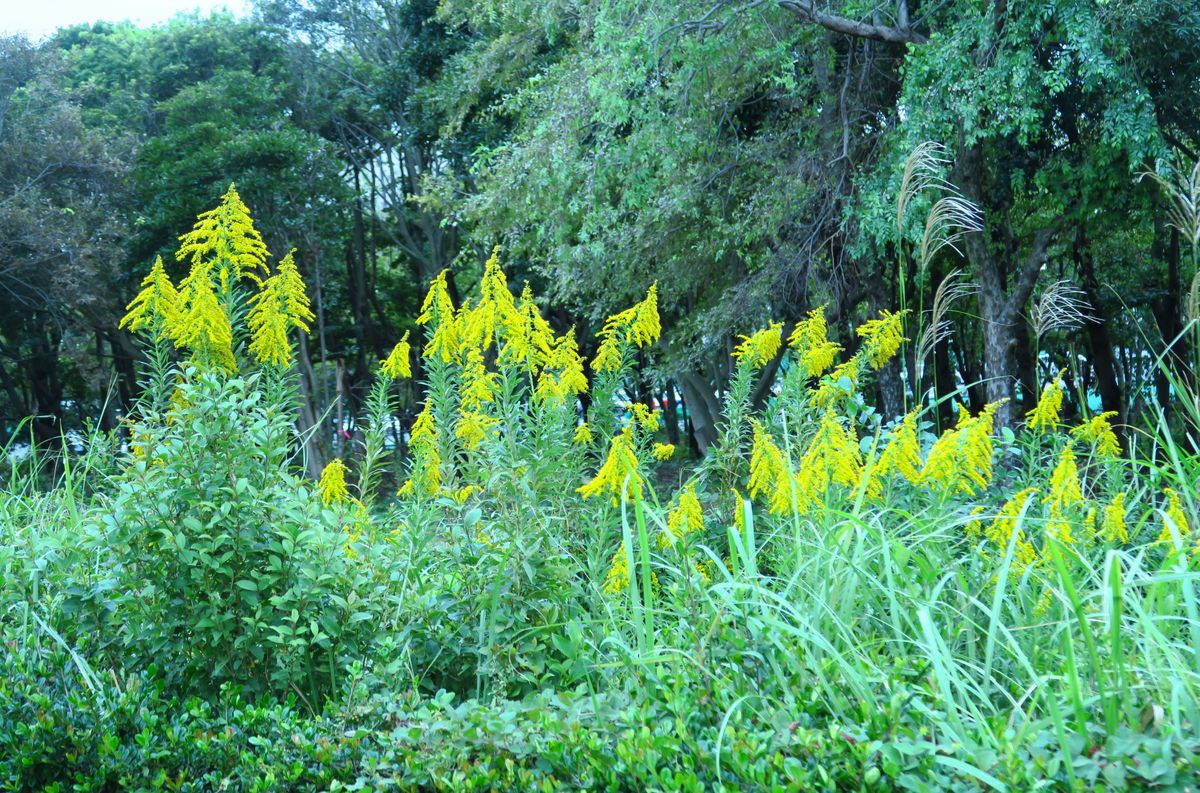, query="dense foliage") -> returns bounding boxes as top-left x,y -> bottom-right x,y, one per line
2,0 -> 1200,789
3,188 -> 1200,789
